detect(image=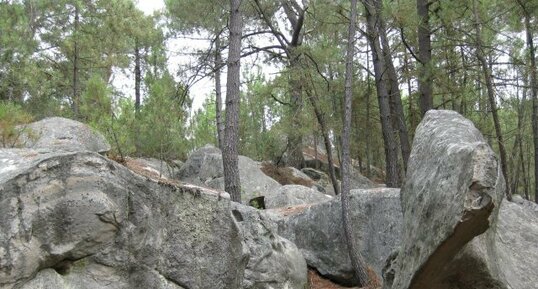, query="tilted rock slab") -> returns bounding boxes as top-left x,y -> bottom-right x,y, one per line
231,203 -> 308,289
276,188 -> 402,286
178,144 -> 281,202
0,148 -> 244,289
17,117 -> 110,153
386,110 -> 505,289
264,184 -> 333,209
